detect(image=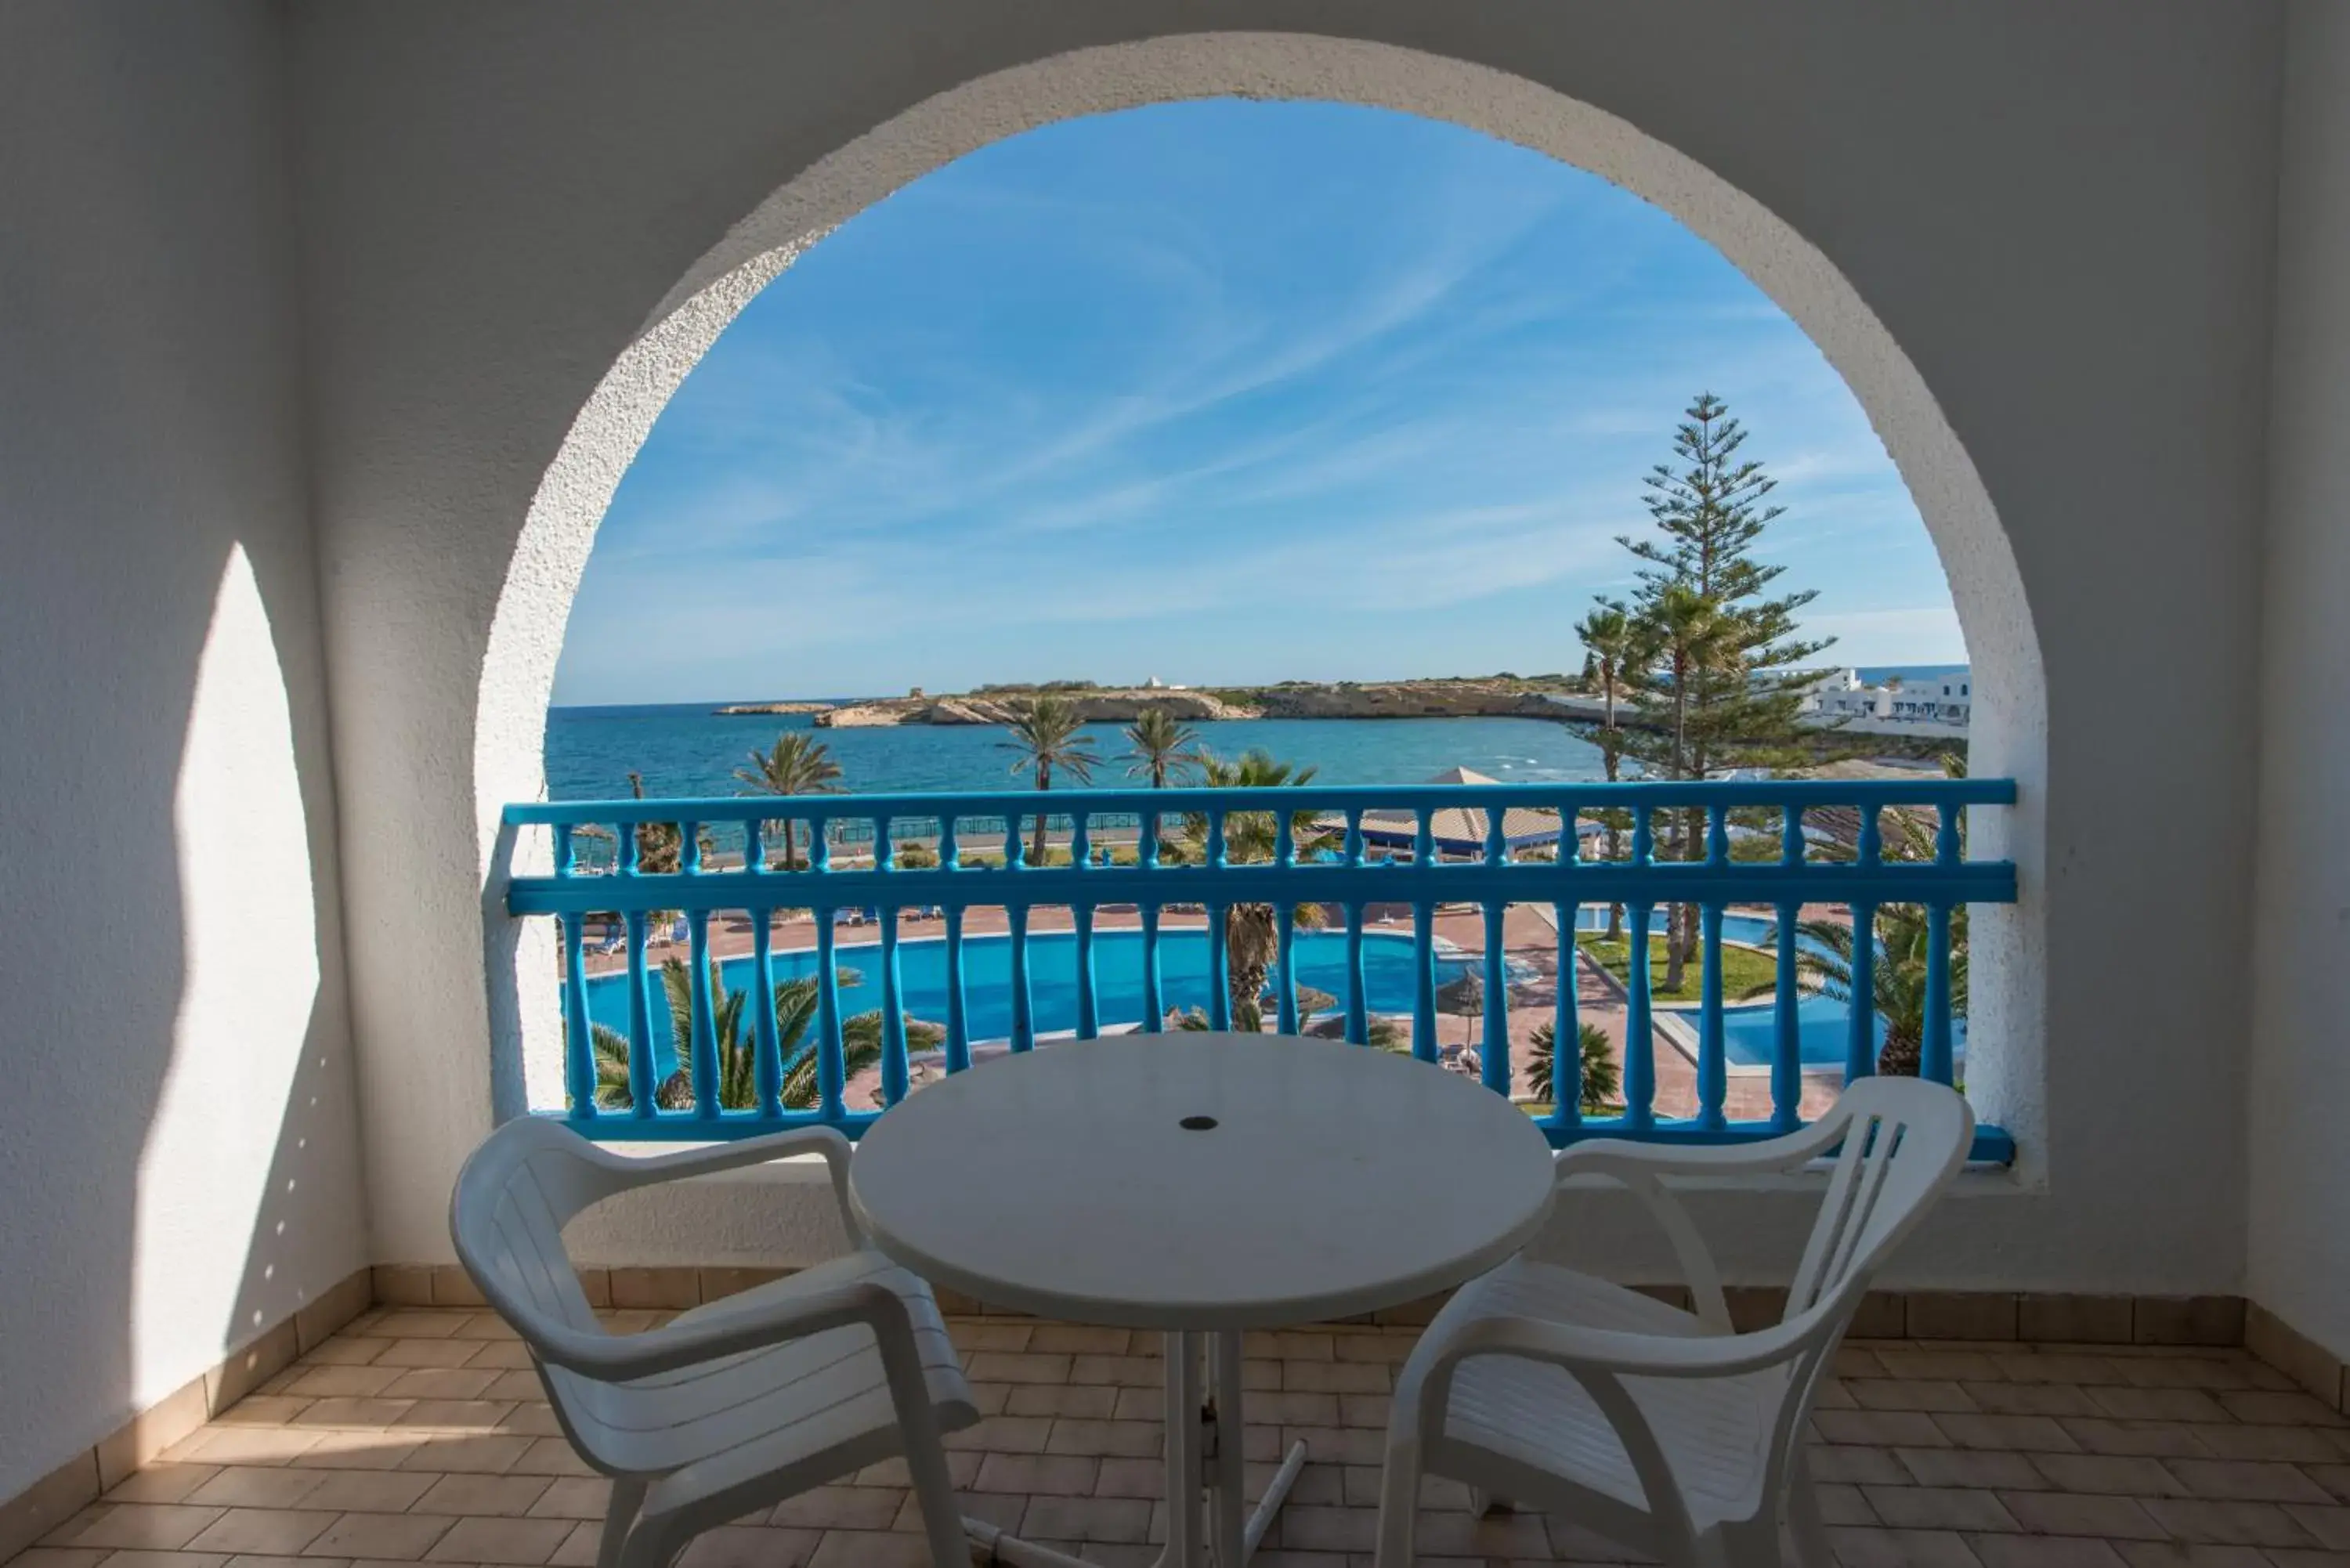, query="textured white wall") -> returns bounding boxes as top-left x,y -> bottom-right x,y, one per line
2248,0 -> 2350,1363
289,4 -> 2279,1293
0,0 -> 368,1505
